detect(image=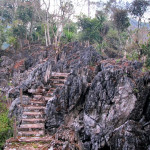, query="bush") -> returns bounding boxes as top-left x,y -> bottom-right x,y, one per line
141,38 -> 150,67
0,101 -> 13,149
